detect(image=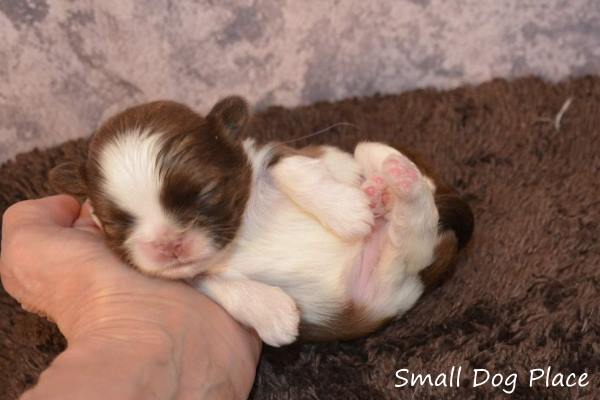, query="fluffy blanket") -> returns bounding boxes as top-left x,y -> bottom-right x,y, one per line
1,77 -> 598,399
